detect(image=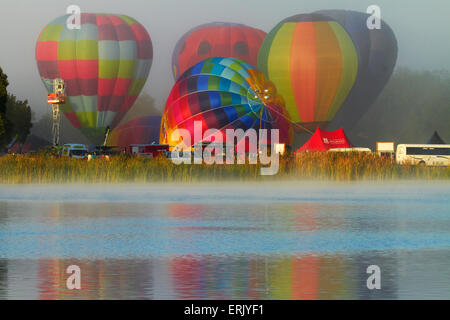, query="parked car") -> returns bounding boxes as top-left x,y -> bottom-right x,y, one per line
61,144 -> 88,159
